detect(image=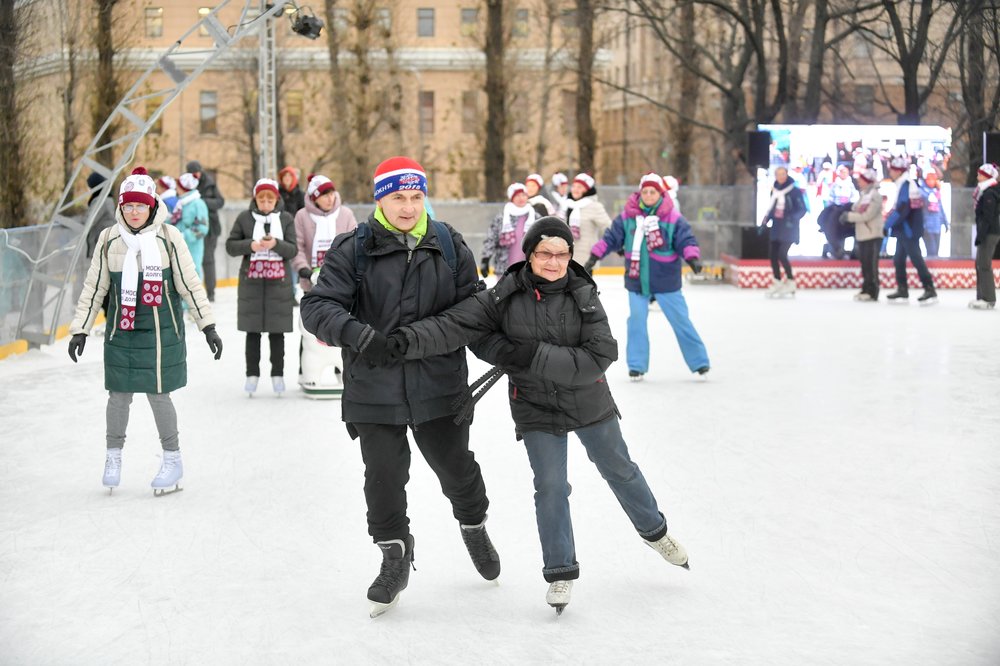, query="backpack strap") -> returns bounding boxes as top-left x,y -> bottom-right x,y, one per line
431,219 -> 458,281
353,222 -> 370,288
